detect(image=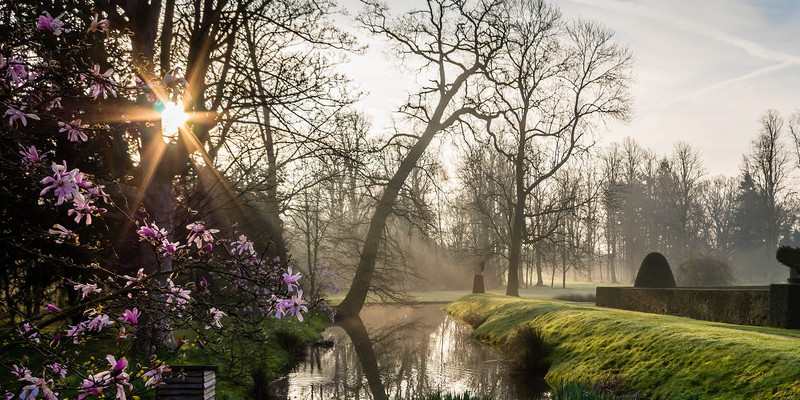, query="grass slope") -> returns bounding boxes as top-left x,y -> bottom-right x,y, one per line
444,294 -> 800,400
